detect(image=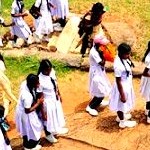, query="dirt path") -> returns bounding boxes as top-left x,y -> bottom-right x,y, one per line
11,136 -> 105,150
6,70 -> 149,150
